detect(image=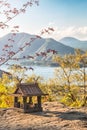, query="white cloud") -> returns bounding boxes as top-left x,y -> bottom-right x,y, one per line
1,23 -> 87,41
43,26 -> 87,41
